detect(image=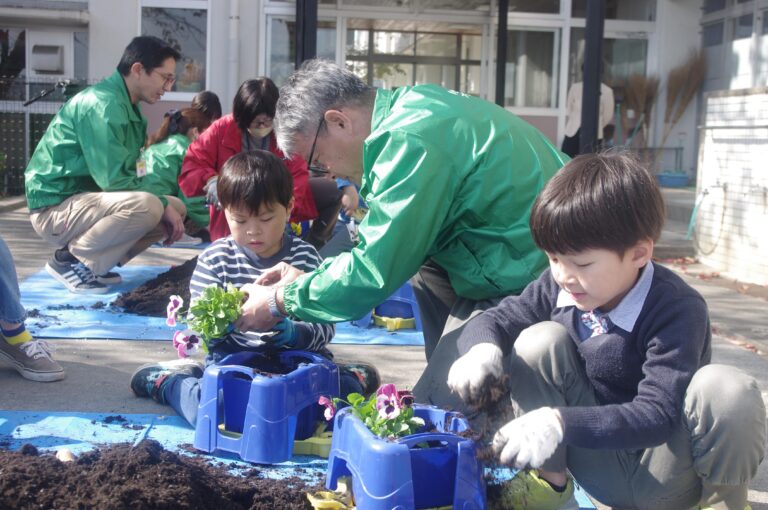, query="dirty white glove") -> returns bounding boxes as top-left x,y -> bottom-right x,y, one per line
493,407 -> 564,469
447,343 -> 503,403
